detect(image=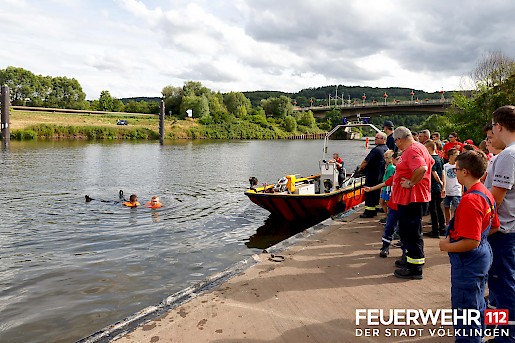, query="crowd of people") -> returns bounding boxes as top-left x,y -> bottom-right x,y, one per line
357,105 -> 515,343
